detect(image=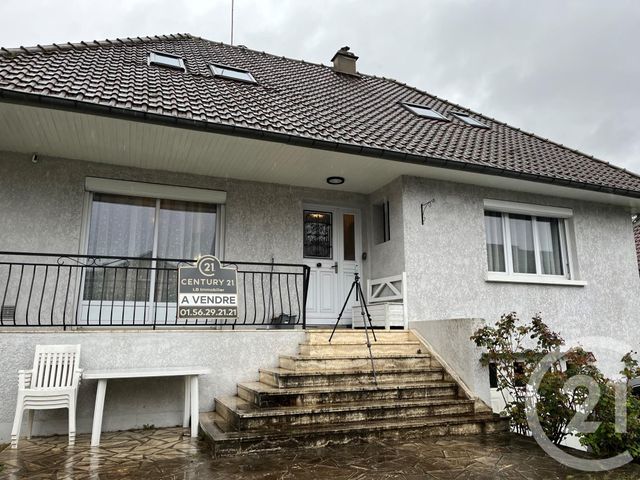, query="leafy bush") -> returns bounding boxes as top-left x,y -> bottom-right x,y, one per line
578,352 -> 640,461
471,313 -> 640,461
